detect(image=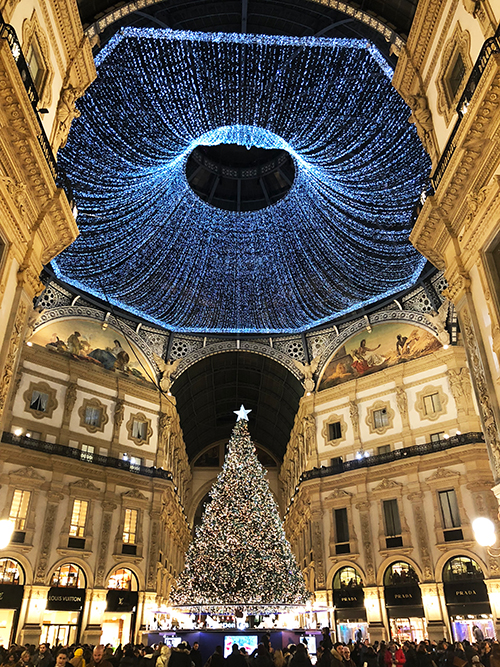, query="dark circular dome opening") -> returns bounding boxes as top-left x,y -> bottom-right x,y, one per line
186,143 -> 295,212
